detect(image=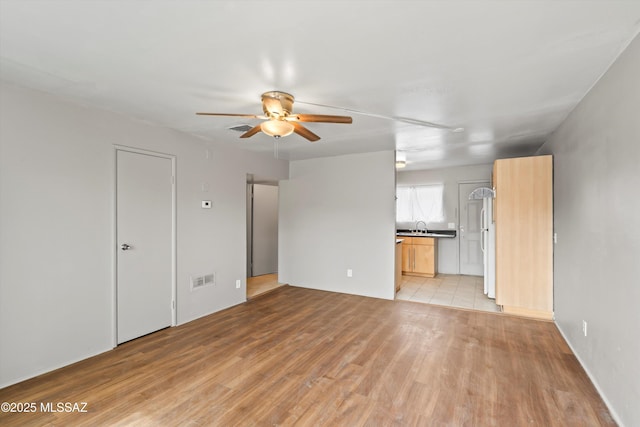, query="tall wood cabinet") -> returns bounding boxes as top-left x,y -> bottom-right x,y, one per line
493,155 -> 553,320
